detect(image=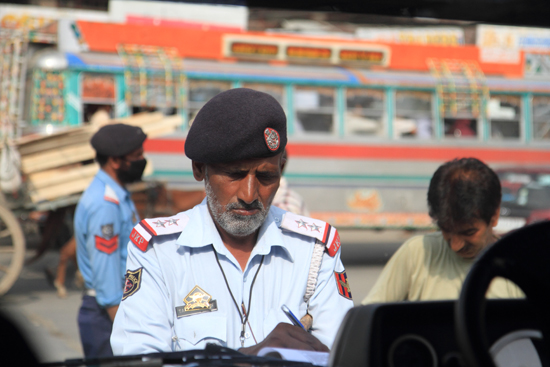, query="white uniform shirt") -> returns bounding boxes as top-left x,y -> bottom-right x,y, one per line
111,200 -> 353,354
